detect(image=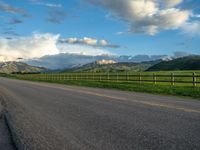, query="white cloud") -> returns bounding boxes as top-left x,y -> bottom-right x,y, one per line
30,0 -> 62,8
196,15 -> 200,18
191,13 -> 200,18
0,33 -> 60,61
181,22 -> 200,36
99,39 -> 108,46
58,43 -> 112,56
0,33 -> 112,61
88,0 -> 191,35
61,37 -> 120,48
45,3 -> 62,8
65,37 -> 97,46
